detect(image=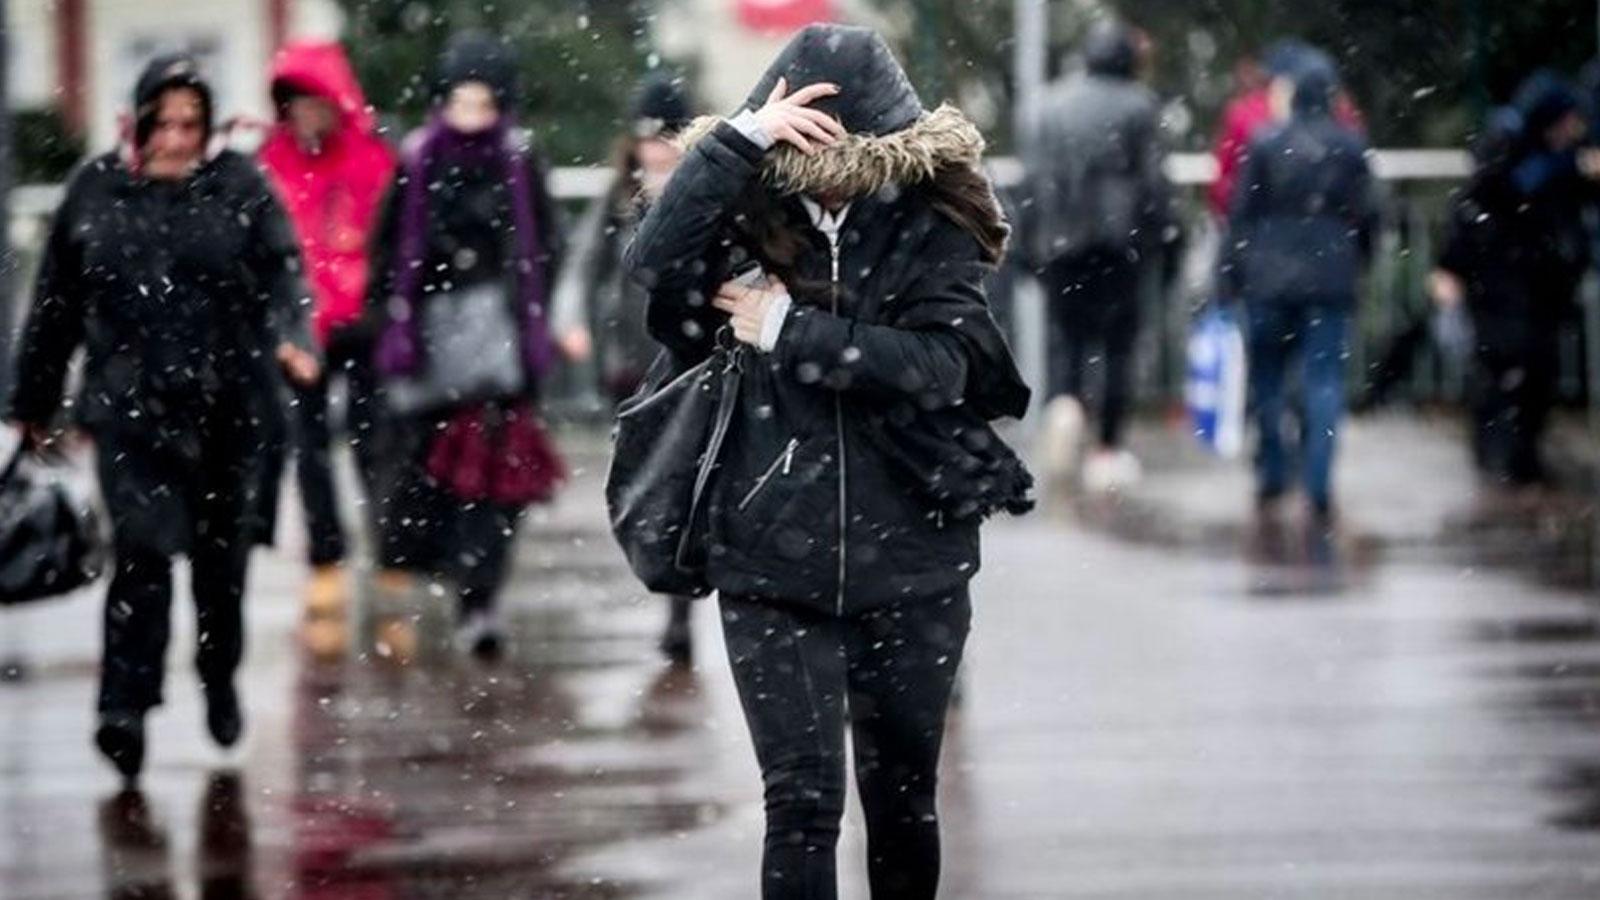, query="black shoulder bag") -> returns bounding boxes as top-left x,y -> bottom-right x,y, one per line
605,333 -> 743,597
